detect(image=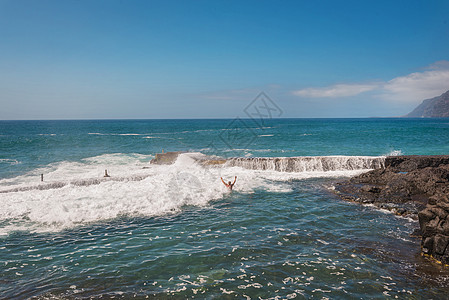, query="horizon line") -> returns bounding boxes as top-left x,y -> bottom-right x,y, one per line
1,116 -> 436,122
